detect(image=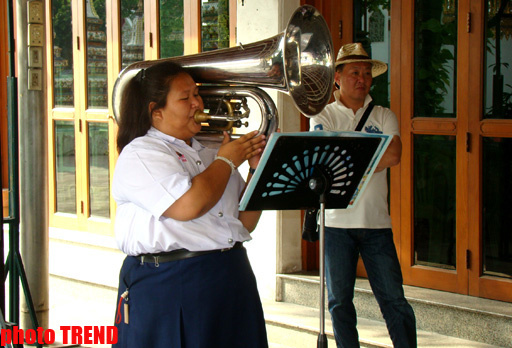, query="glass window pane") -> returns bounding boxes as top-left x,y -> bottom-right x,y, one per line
86,0 -> 108,108
159,0 -> 184,58
354,0 -> 391,107
414,0 -> 457,117
483,1 -> 512,119
413,134 -> 456,269
55,121 -> 76,214
88,123 -> 110,219
201,0 -> 229,52
482,137 -> 512,279
52,0 -> 74,107
121,0 -> 145,69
